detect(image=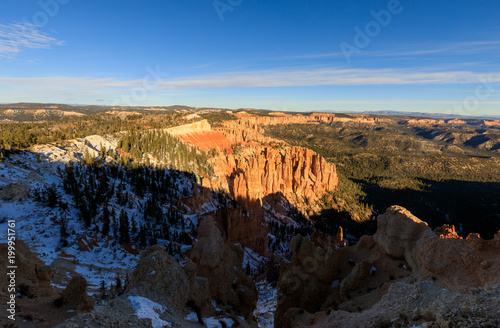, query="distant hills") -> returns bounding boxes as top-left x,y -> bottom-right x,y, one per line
327,110 -> 500,120
1,102 -> 499,120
